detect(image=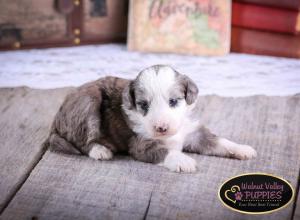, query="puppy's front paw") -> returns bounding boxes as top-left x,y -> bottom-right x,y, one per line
232,145 -> 257,160
88,144 -> 113,160
162,151 -> 197,173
